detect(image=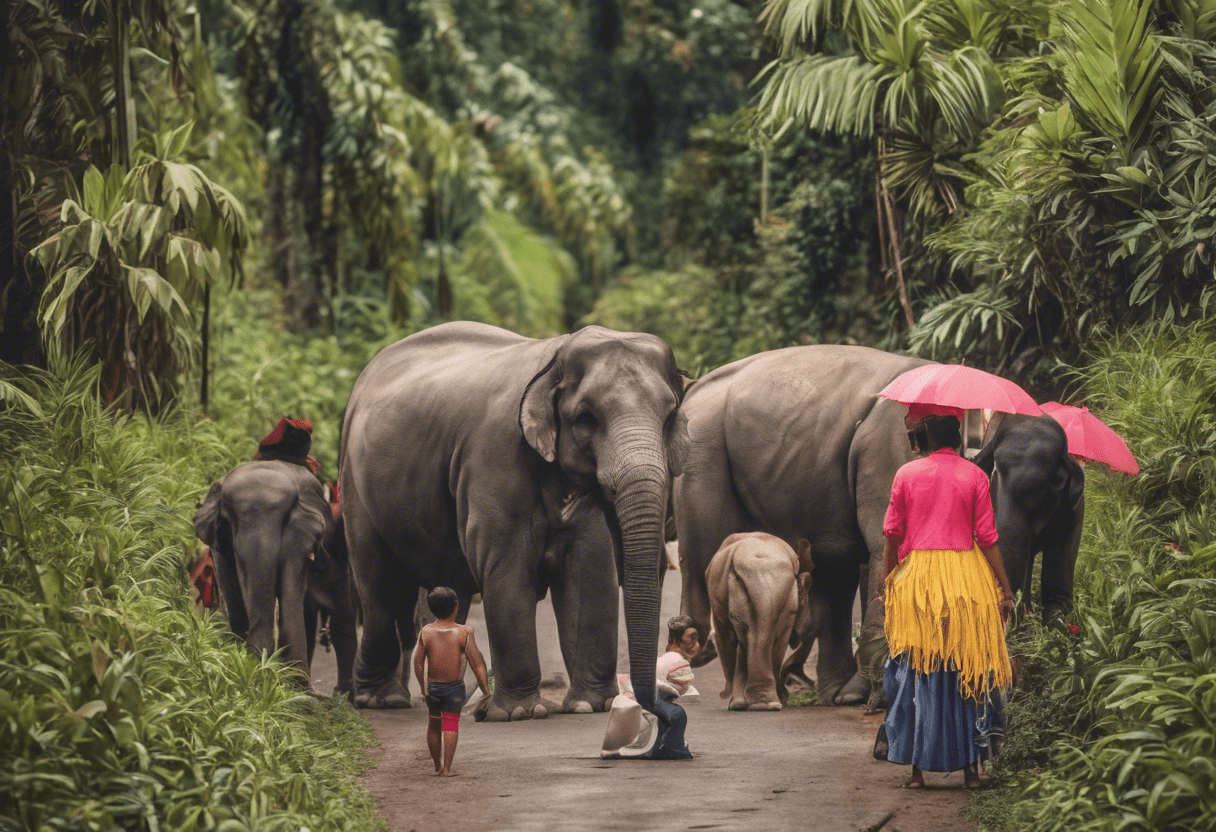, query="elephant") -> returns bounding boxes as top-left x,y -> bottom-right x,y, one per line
706,532 -> 812,710
193,460 -> 336,685
339,321 -> 690,721
303,514 -> 358,697
973,414 -> 1085,616
674,345 -> 926,706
